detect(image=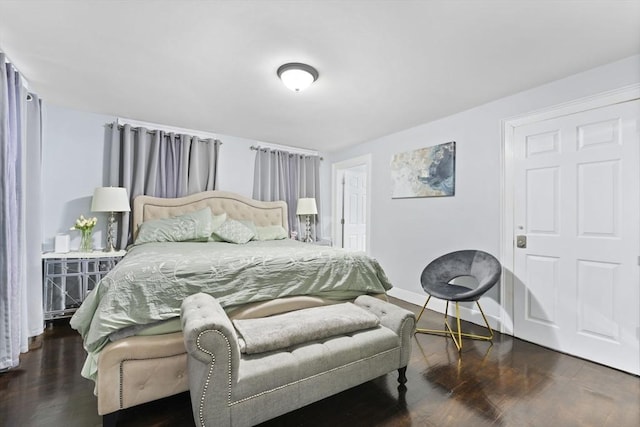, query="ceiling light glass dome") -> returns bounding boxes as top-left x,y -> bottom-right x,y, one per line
277,63 -> 319,92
